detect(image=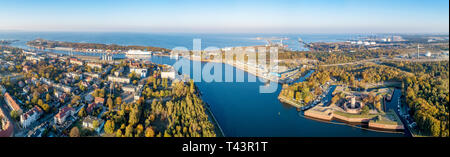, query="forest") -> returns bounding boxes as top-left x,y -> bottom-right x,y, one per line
102,76 -> 216,137
278,49 -> 403,64
401,61 -> 449,137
